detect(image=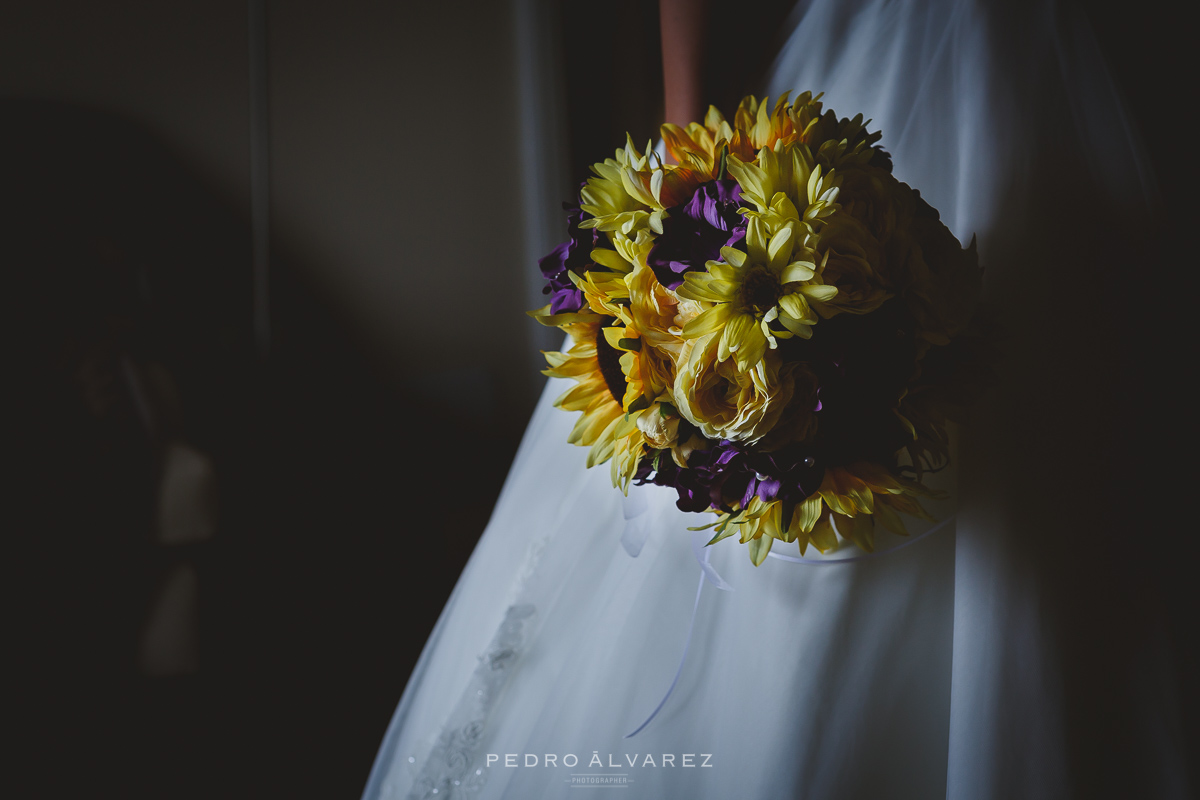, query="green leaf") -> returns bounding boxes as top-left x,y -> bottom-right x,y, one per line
627,394 -> 652,413
706,527 -> 739,546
